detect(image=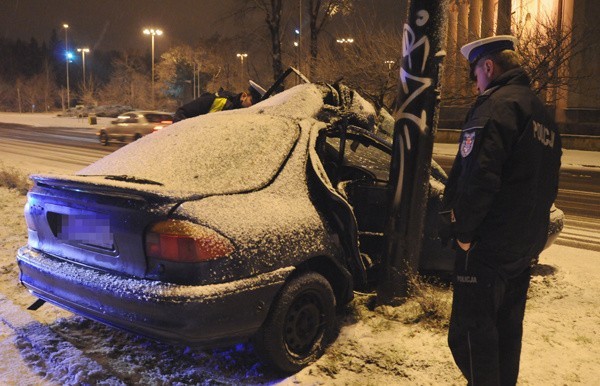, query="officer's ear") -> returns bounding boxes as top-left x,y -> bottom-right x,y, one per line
483,59 -> 494,77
